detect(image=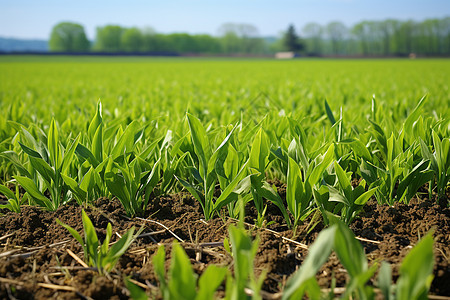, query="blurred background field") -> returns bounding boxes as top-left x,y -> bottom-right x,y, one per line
1,57 -> 448,136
